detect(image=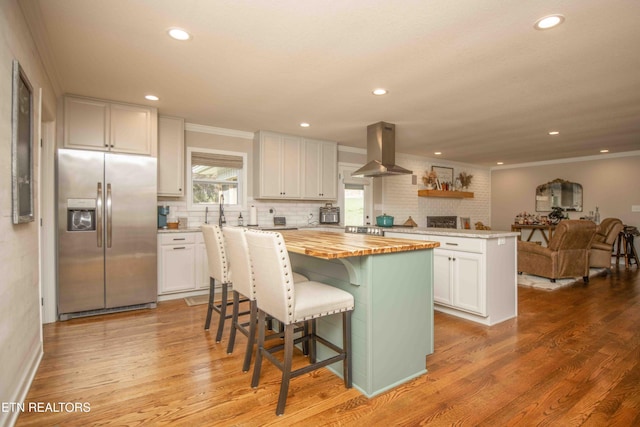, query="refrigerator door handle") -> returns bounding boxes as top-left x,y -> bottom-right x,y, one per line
107,183 -> 113,248
96,183 -> 103,248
